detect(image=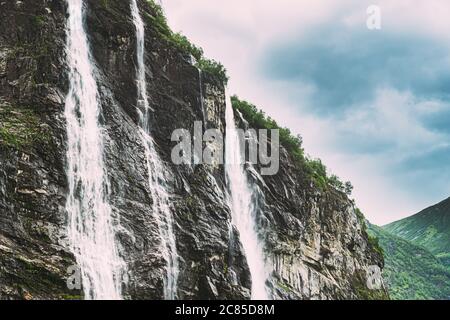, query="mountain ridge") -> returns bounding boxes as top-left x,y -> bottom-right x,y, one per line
384,197 -> 450,265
